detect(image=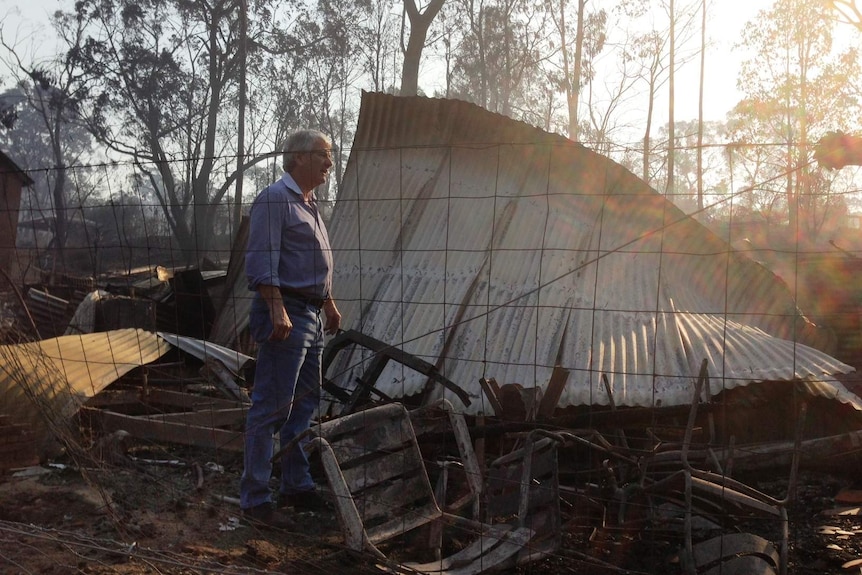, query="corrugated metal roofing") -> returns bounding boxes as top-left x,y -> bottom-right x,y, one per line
326,93 -> 857,414
0,329 -> 172,449
157,332 -> 253,374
